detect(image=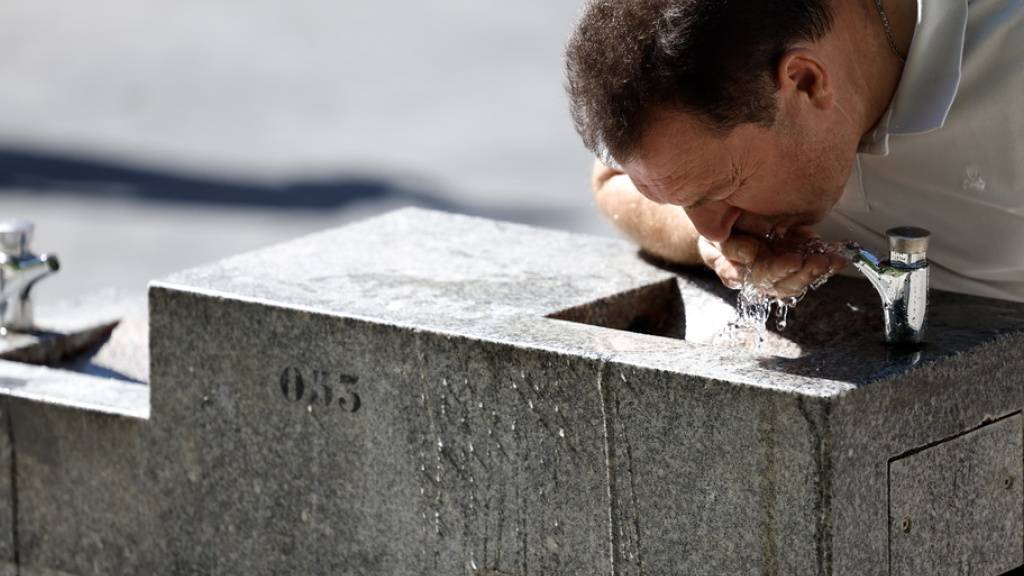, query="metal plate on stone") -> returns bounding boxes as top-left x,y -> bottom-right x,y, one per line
889,413 -> 1024,576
